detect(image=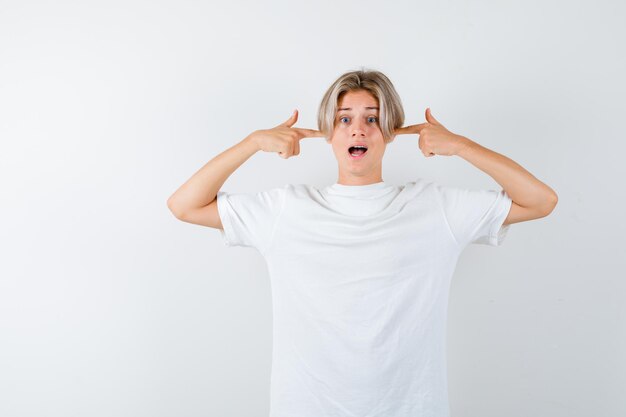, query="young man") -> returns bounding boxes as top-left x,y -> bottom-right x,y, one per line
167,69 -> 558,417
